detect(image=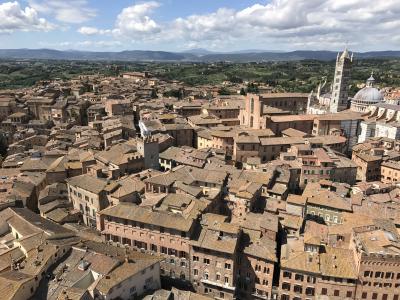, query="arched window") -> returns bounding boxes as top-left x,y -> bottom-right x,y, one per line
250,98 -> 255,113
250,116 -> 254,128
